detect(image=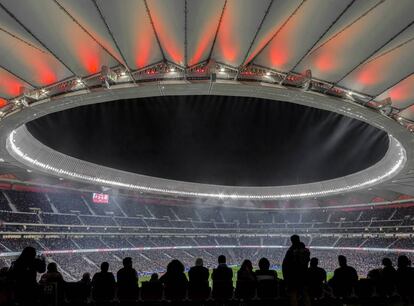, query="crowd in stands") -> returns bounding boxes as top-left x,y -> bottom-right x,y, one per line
1,235 -> 414,305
